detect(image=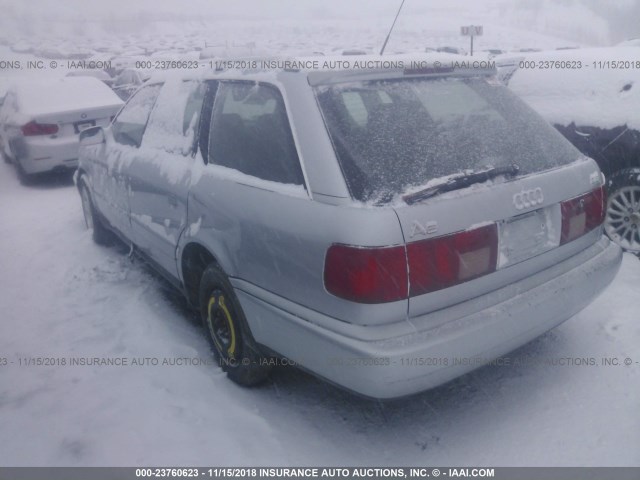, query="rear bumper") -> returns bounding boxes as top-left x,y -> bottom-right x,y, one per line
234,237 -> 622,399
11,136 -> 79,174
